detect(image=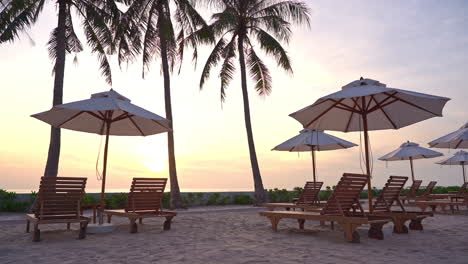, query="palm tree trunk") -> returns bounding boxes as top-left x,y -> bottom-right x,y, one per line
159,29 -> 183,209
237,35 -> 266,203
43,0 -> 67,177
